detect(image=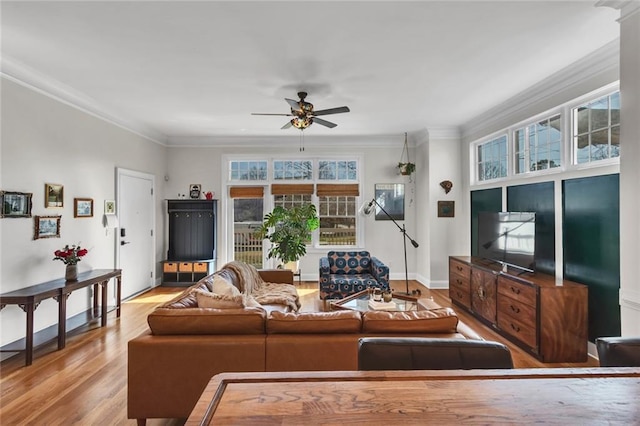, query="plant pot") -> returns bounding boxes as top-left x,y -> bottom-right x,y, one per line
282,260 -> 300,273
398,163 -> 415,176
65,264 -> 78,281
